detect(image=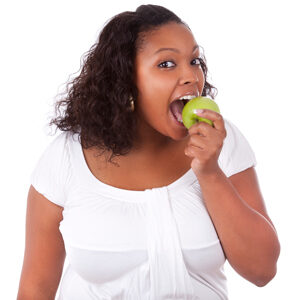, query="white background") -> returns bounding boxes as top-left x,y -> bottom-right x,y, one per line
1,0 -> 299,299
